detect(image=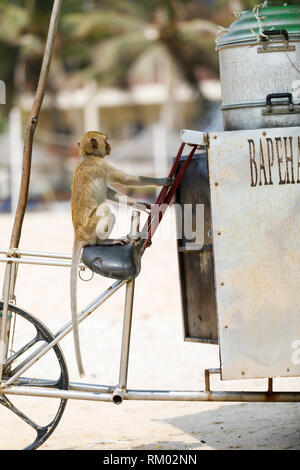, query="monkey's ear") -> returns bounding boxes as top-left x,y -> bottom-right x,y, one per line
91,138 -> 98,150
